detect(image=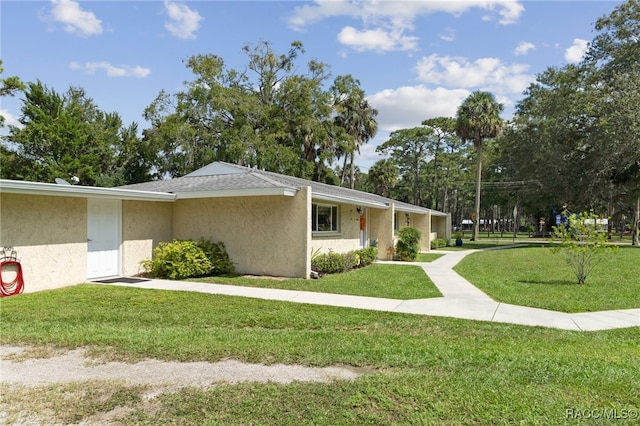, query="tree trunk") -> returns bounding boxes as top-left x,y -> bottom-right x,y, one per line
633,197 -> 640,246
349,153 -> 356,190
472,142 -> 483,241
340,155 -> 348,186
